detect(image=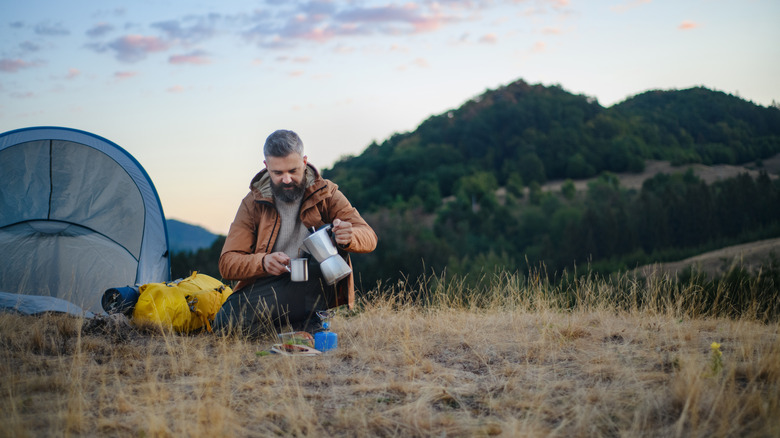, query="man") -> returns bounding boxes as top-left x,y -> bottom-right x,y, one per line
214,129 -> 377,336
